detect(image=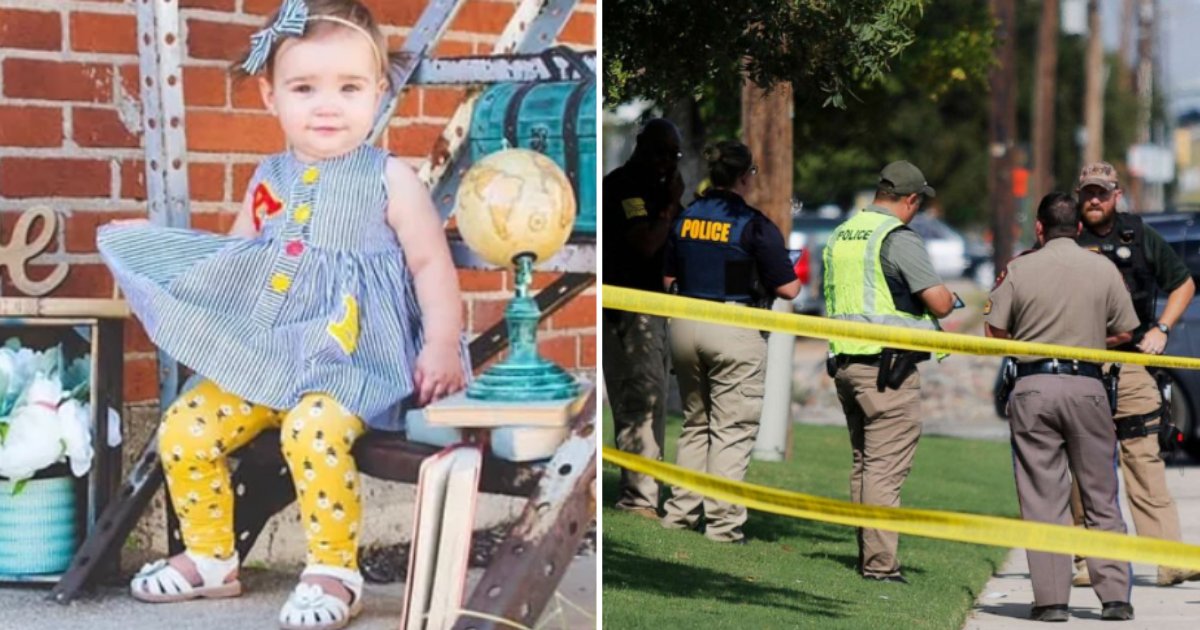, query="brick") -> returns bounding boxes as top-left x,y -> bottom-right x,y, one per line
0,158 -> 111,198
189,162 -> 226,202
0,9 -> 62,51
186,110 -> 283,153
548,293 -> 595,329
119,64 -> 140,99
70,11 -> 137,54
559,12 -> 595,45
124,318 -> 154,354
531,271 -> 559,290
187,20 -> 257,62
181,0 -> 236,10
449,1 -> 516,34
183,66 -> 228,107
231,76 -> 266,110
0,105 -> 63,147
123,356 -> 160,403
367,0 -> 423,27
73,107 -> 141,148
538,335 -> 578,369
433,40 -> 473,57
387,123 -> 444,158
458,269 -> 505,292
191,211 -> 236,233
470,297 -> 509,334
422,87 -> 465,118
62,209 -> 146,253
232,162 -> 259,198
120,159 -> 146,200
2,59 -> 112,102
394,91 -> 419,118
580,333 -> 595,367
